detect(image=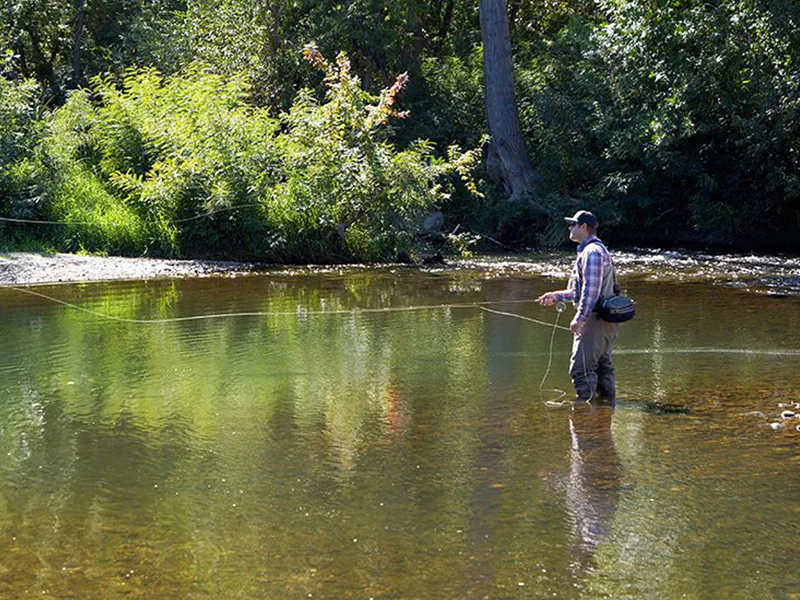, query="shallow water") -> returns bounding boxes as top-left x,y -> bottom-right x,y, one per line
1,258 -> 799,599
